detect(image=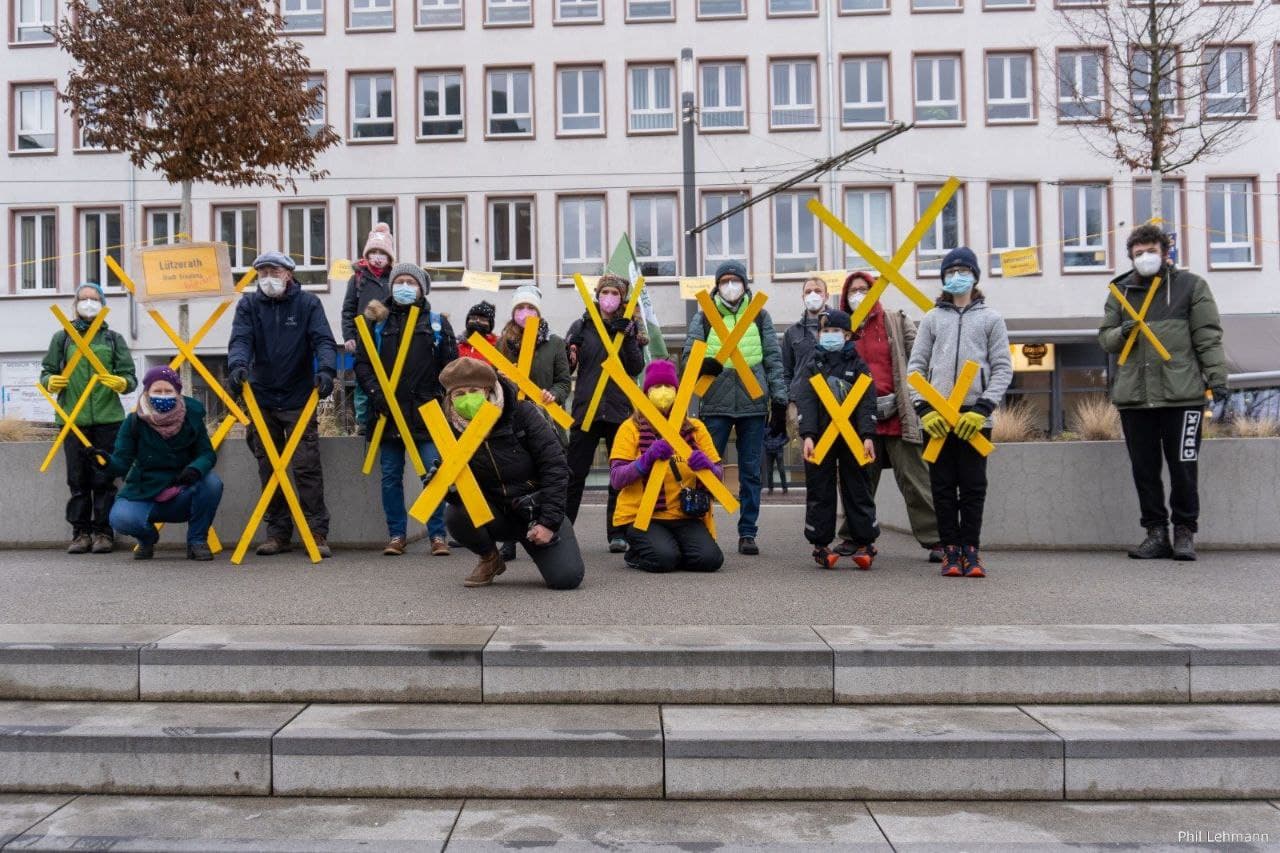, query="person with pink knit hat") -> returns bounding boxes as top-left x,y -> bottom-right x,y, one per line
341,222 -> 397,431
